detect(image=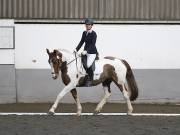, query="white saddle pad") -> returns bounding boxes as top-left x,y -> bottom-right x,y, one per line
94,60 -> 102,75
